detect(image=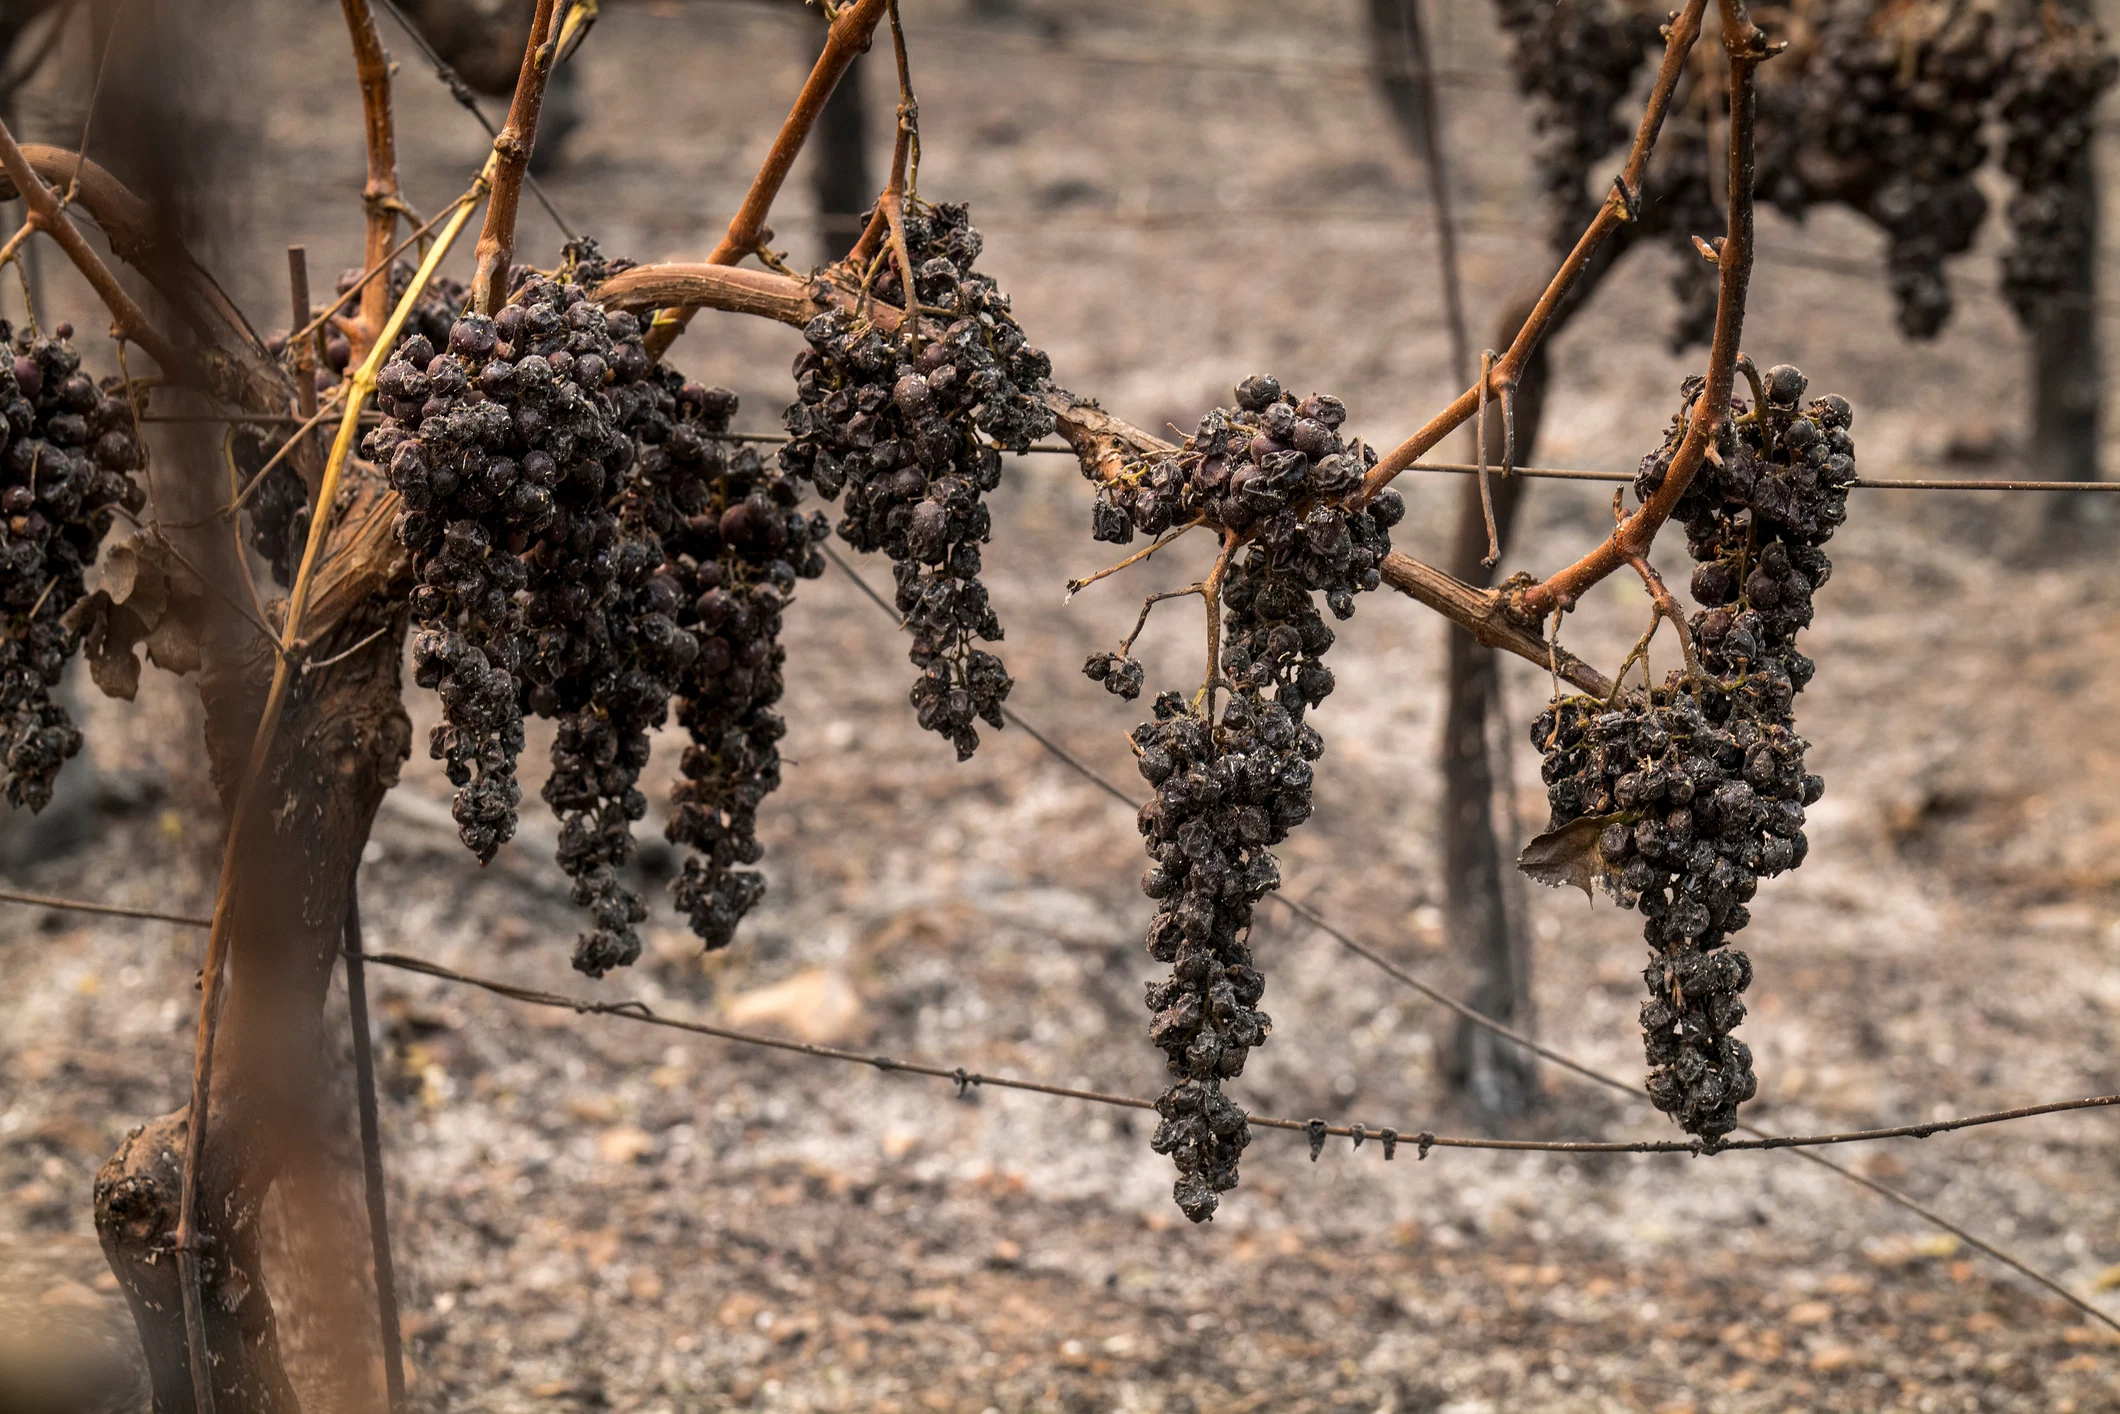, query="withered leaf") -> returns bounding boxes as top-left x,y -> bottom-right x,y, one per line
59,532 -> 211,695
62,590 -> 150,701
99,537 -> 168,622
1517,812 -> 1630,899
144,600 -> 204,676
